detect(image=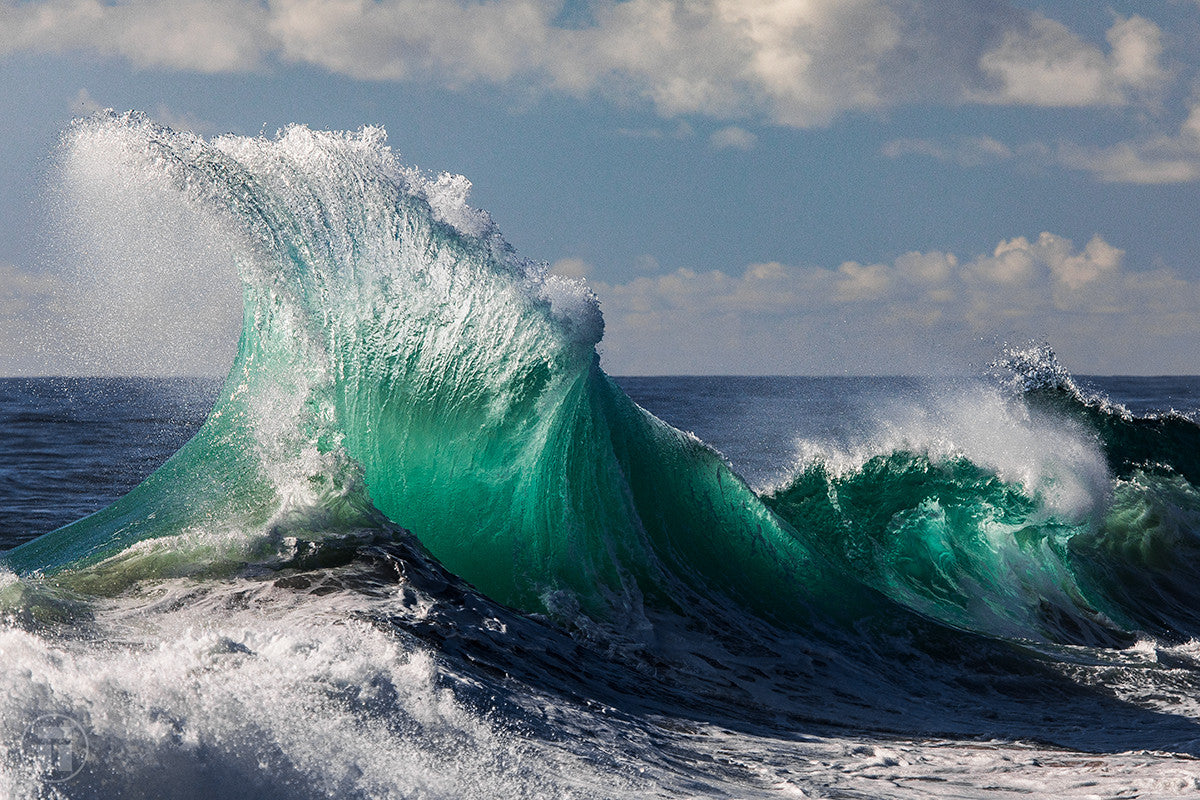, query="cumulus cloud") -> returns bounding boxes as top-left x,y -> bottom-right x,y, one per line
591,232 -> 1200,374
709,125 -> 757,151
1054,101 -> 1200,184
881,135 -> 1023,167
973,14 -> 1165,107
0,263 -> 64,375
0,1 -> 1171,128
0,0 -> 270,73
549,257 -> 591,279
885,96 -> 1200,185
881,14 -> 1189,183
